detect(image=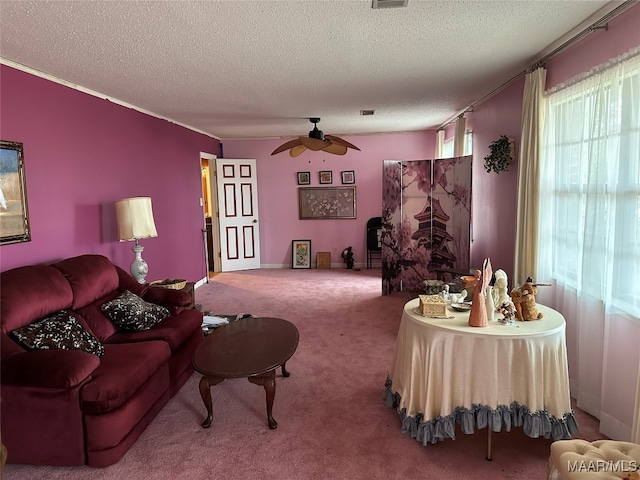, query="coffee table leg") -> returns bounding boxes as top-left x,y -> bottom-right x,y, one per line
248,370 -> 277,429
198,375 -> 225,428
281,361 -> 291,377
